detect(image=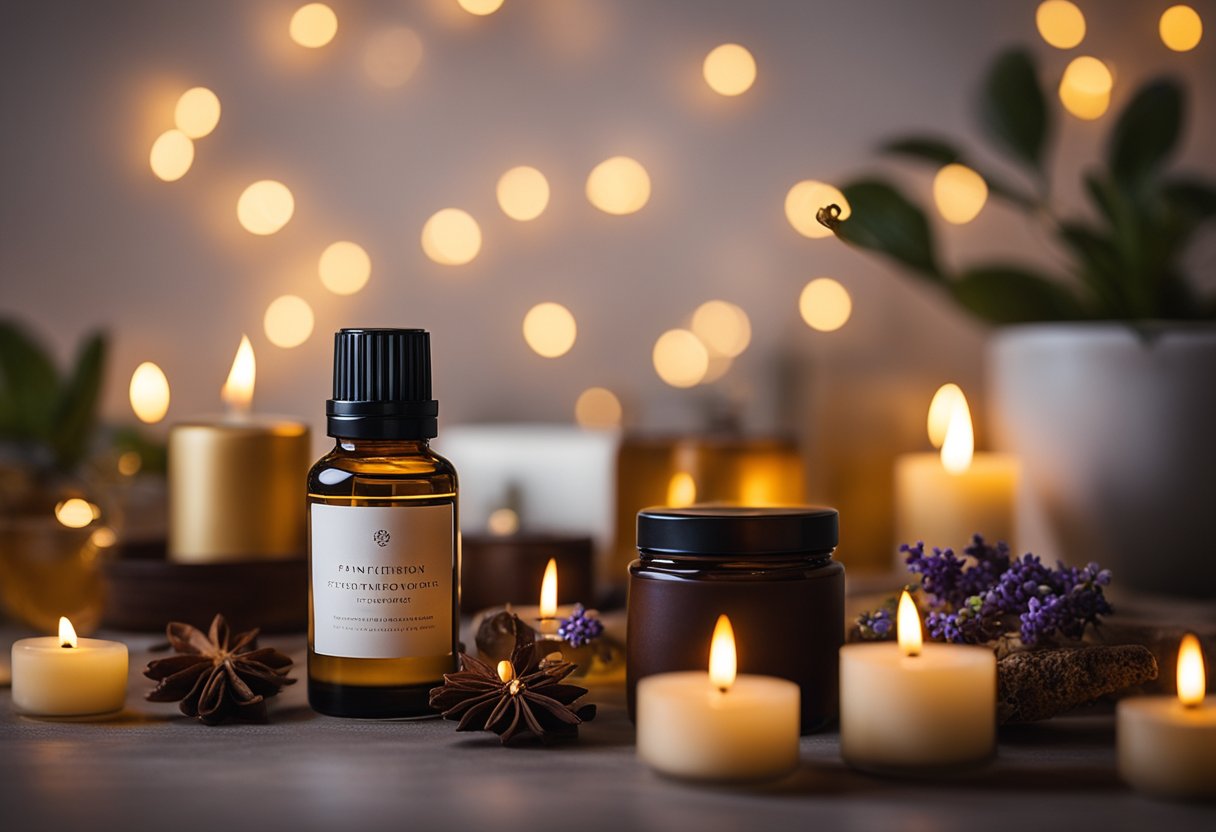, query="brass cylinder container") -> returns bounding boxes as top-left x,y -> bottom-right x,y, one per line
168,419 -> 310,562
